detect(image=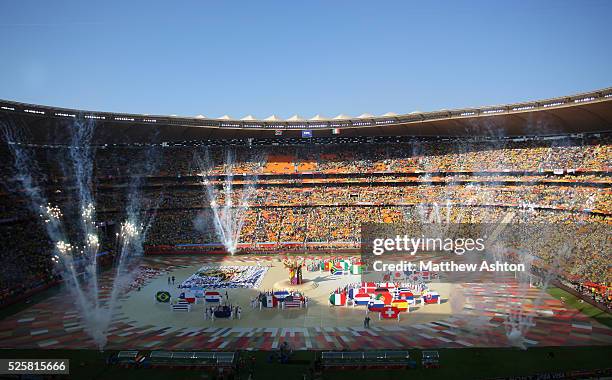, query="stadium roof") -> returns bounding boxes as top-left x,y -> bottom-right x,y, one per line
1,87 -> 611,143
